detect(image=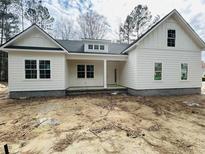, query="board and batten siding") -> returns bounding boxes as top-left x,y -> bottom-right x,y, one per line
8,51 -> 66,91
137,16 -> 200,51
121,15 -> 202,90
